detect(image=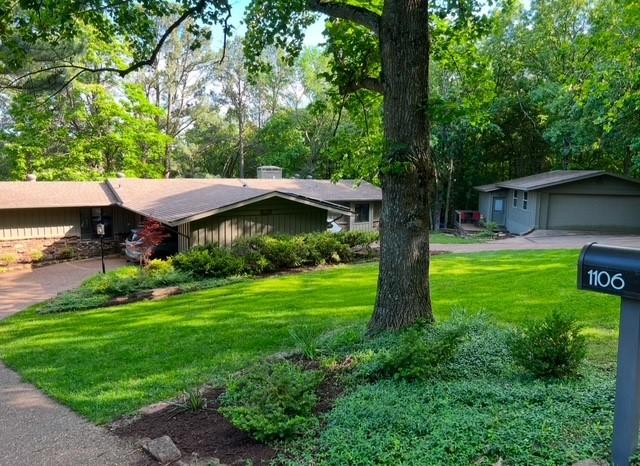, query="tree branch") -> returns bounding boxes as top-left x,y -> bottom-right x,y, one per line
1,0 -> 208,95
342,76 -> 383,94
307,0 -> 380,36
